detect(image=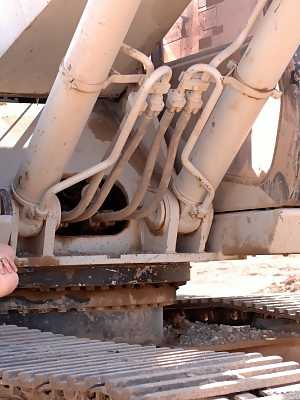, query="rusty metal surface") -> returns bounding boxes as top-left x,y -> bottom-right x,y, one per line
262,384 -> 300,398
170,294 -> 300,322
189,336 -> 300,353
0,308 -> 164,345
0,188 -> 13,216
0,266 -> 182,343
0,263 -> 186,343
185,337 -> 300,368
0,263 -> 187,344
0,285 -> 176,314
1,325 -> 300,400
223,393 -> 300,399
15,262 -> 190,289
